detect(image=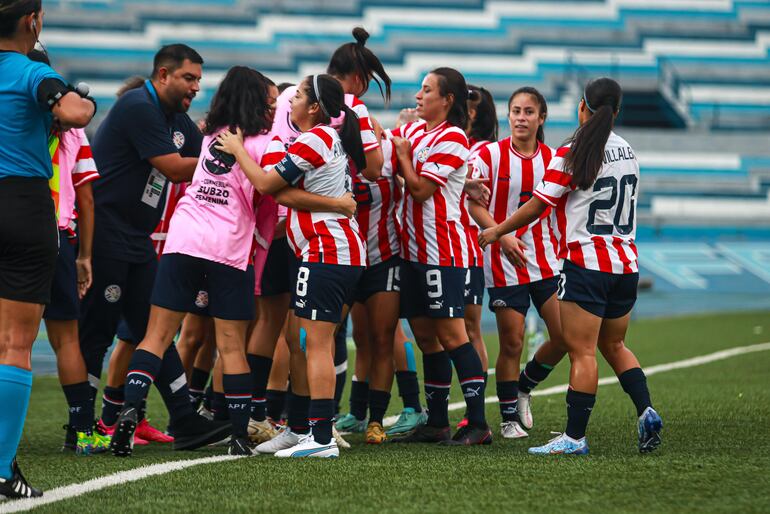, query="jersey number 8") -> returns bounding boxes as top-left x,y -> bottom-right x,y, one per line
296,266 -> 310,297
